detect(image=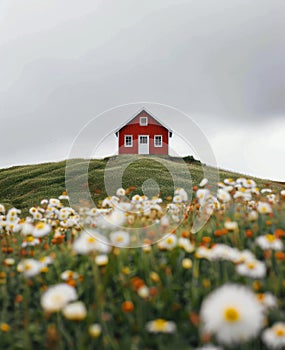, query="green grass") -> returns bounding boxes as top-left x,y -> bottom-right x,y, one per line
0,155 -> 284,211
